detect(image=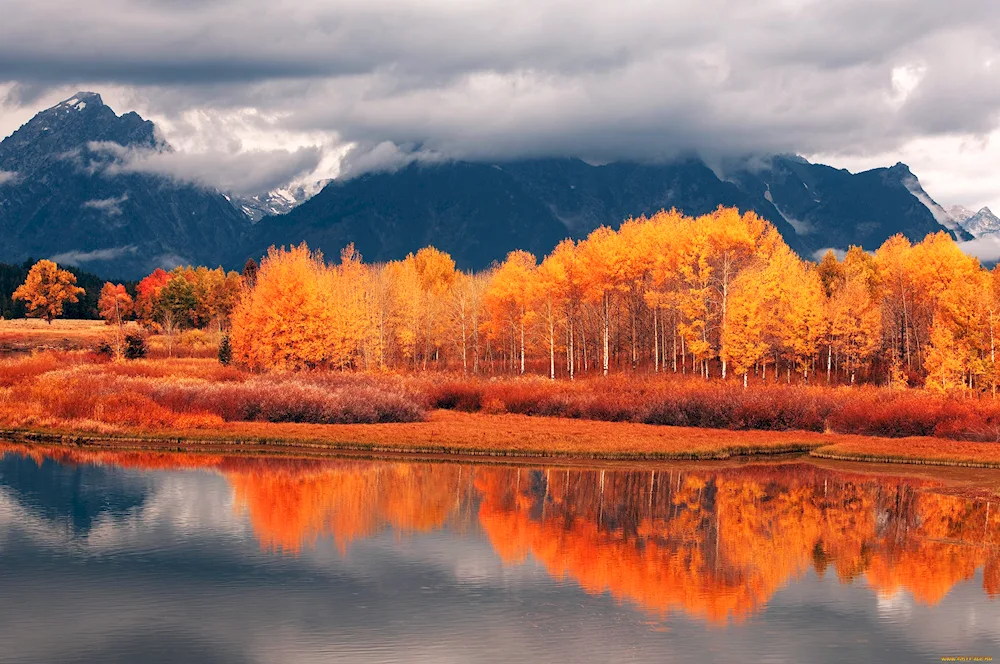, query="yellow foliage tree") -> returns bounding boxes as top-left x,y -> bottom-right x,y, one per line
230,243 -> 340,371
484,250 -> 537,374
924,319 -> 966,391
720,267 -> 770,388
12,260 -> 85,323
